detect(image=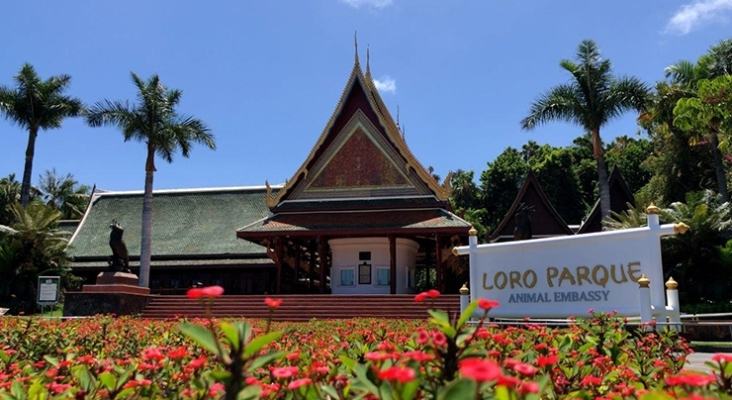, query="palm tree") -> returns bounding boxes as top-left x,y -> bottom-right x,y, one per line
0,203 -> 73,314
521,40 -> 649,219
85,73 -> 215,288
664,40 -> 732,203
38,169 -> 91,219
0,64 -> 84,207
